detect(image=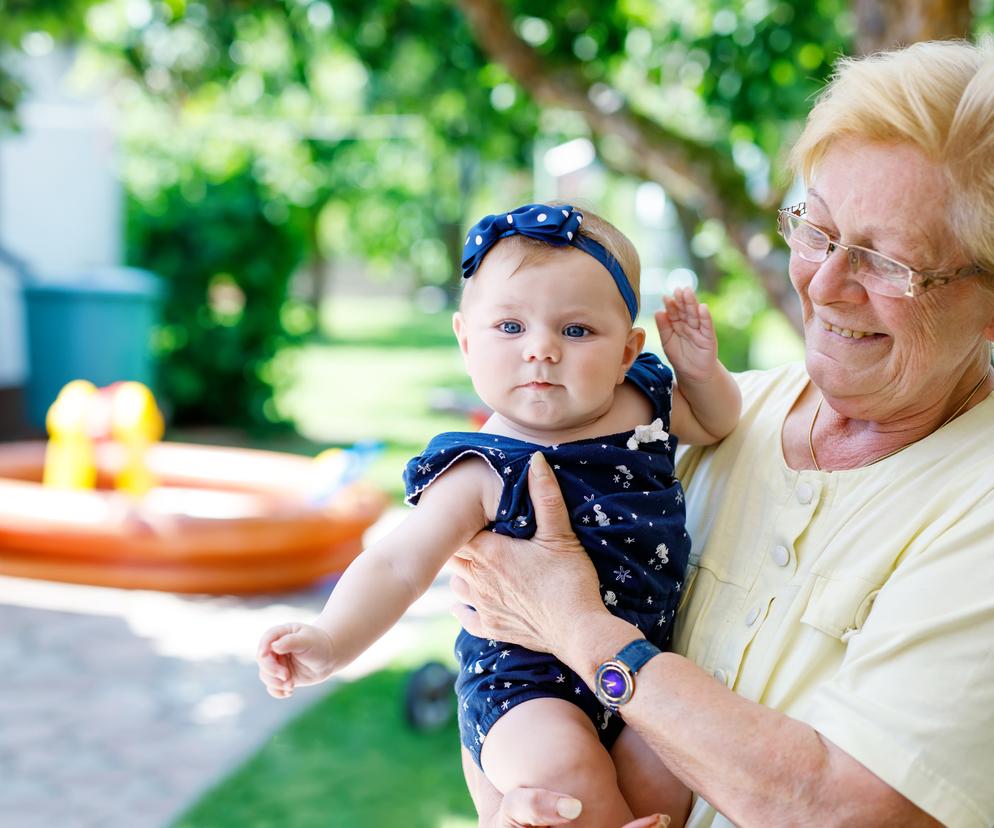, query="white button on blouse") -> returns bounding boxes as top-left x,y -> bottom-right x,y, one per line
771,545 -> 790,567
